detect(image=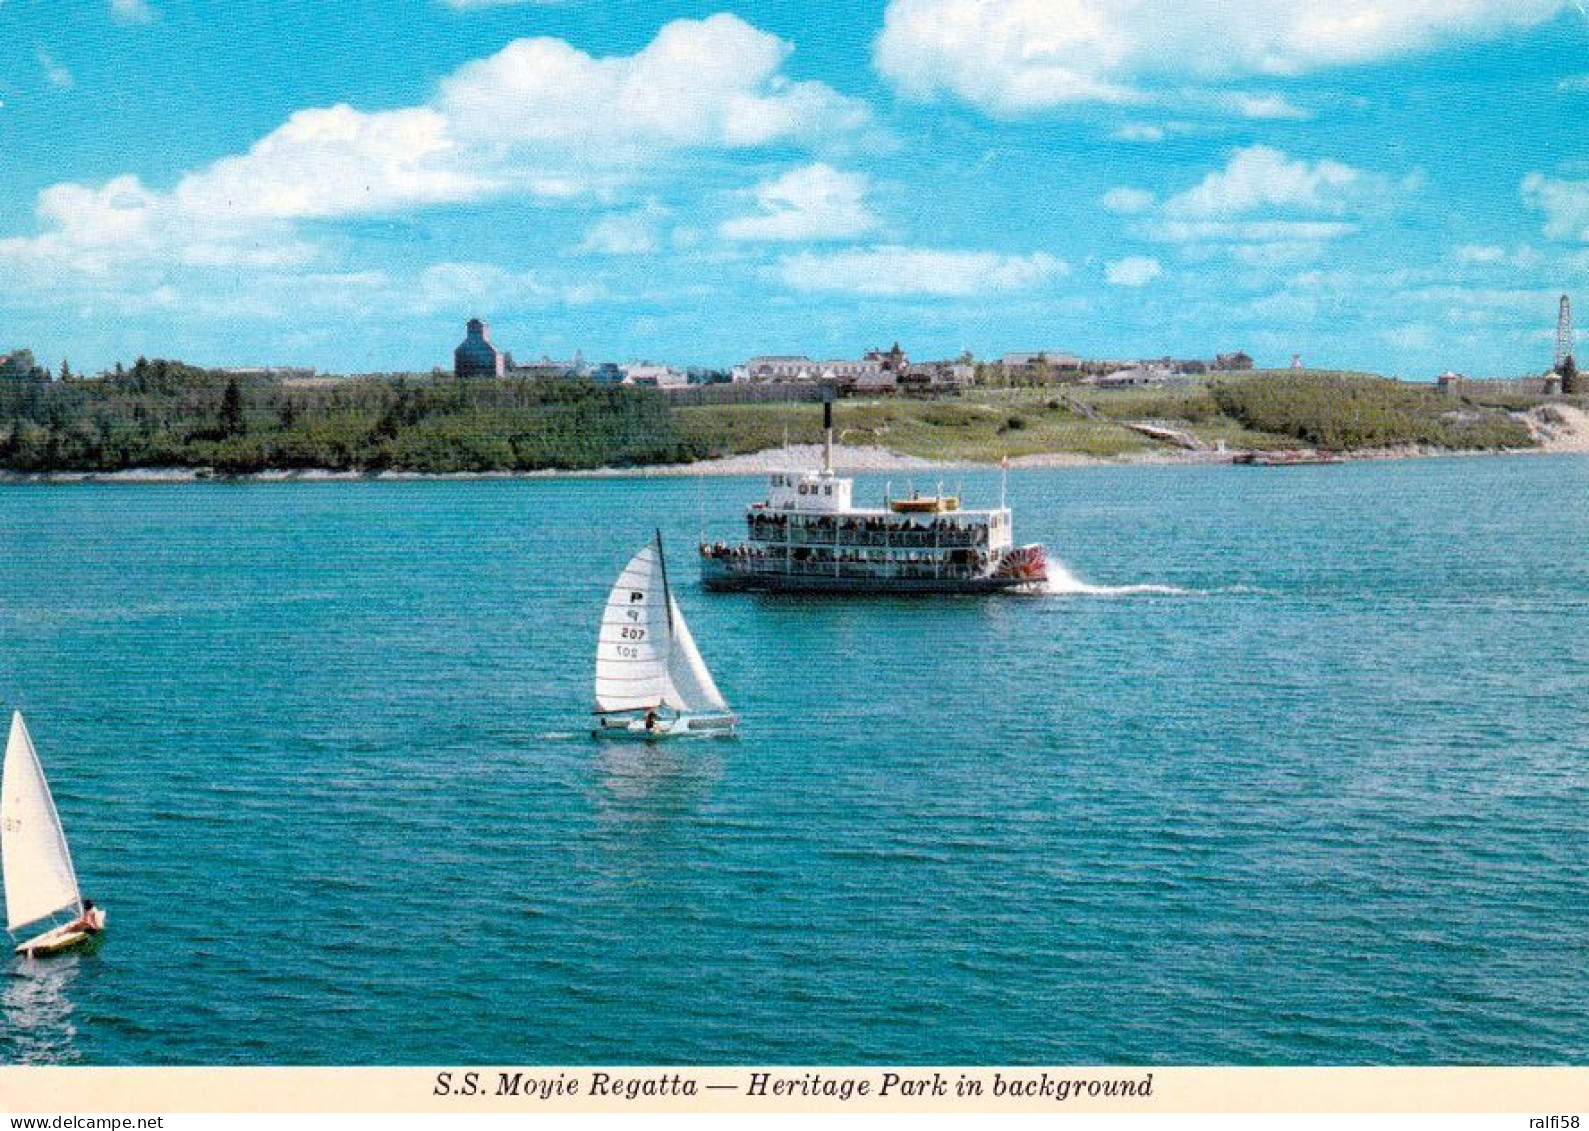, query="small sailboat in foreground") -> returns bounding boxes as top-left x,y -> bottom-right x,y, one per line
593,532 -> 737,740
3,712 -> 105,957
